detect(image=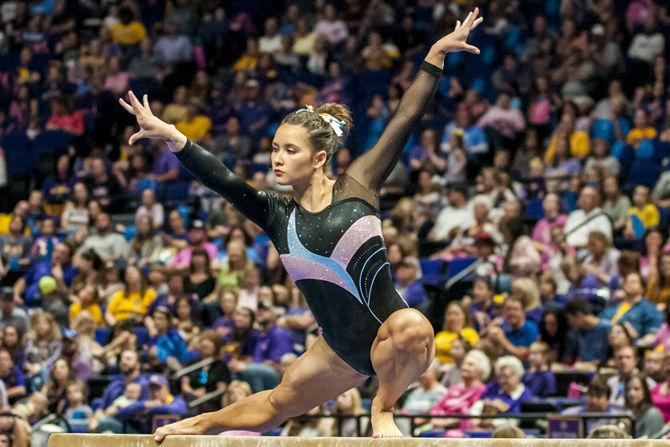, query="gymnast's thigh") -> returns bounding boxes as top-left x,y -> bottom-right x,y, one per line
270,335 -> 368,414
